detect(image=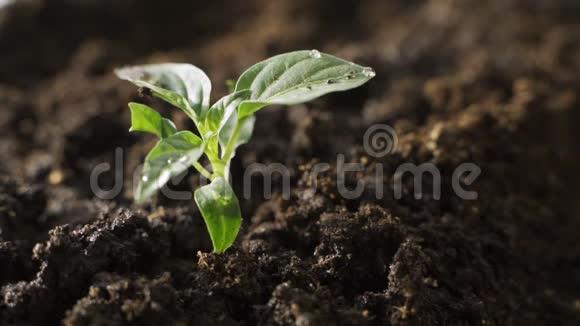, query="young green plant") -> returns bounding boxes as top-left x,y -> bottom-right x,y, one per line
116,50 -> 375,253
